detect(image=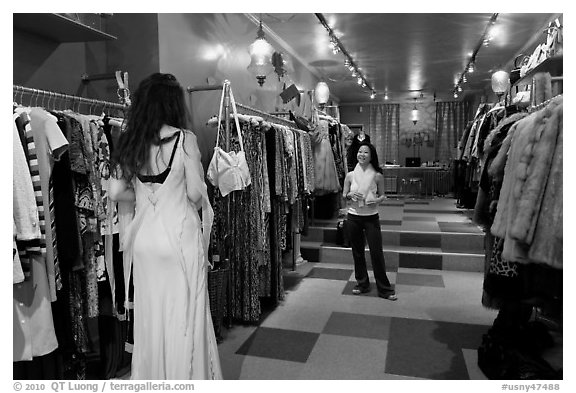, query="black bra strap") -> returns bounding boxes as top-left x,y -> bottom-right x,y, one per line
167,132 -> 180,168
